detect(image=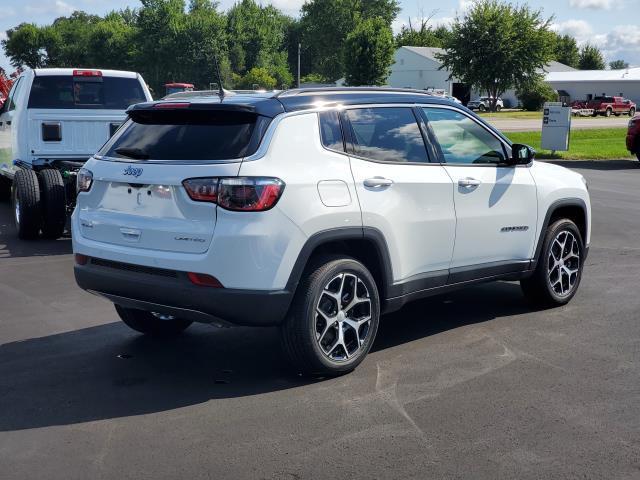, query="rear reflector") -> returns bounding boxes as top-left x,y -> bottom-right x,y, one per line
75,254 -> 89,265
73,69 -> 102,77
187,272 -> 224,288
153,102 -> 190,109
